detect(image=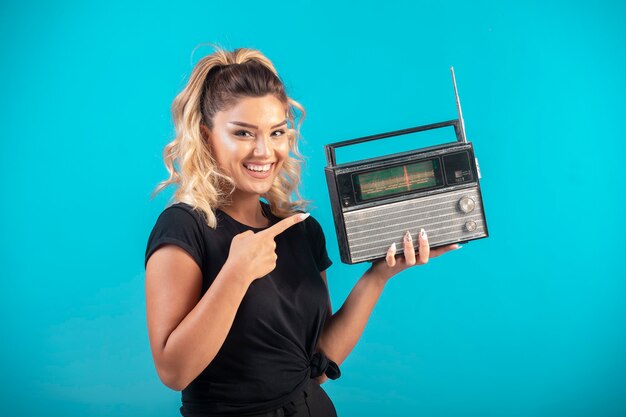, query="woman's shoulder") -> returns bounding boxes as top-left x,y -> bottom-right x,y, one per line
159,201 -> 203,224
145,202 -> 209,269
153,202 -> 209,232
164,201 -> 196,214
